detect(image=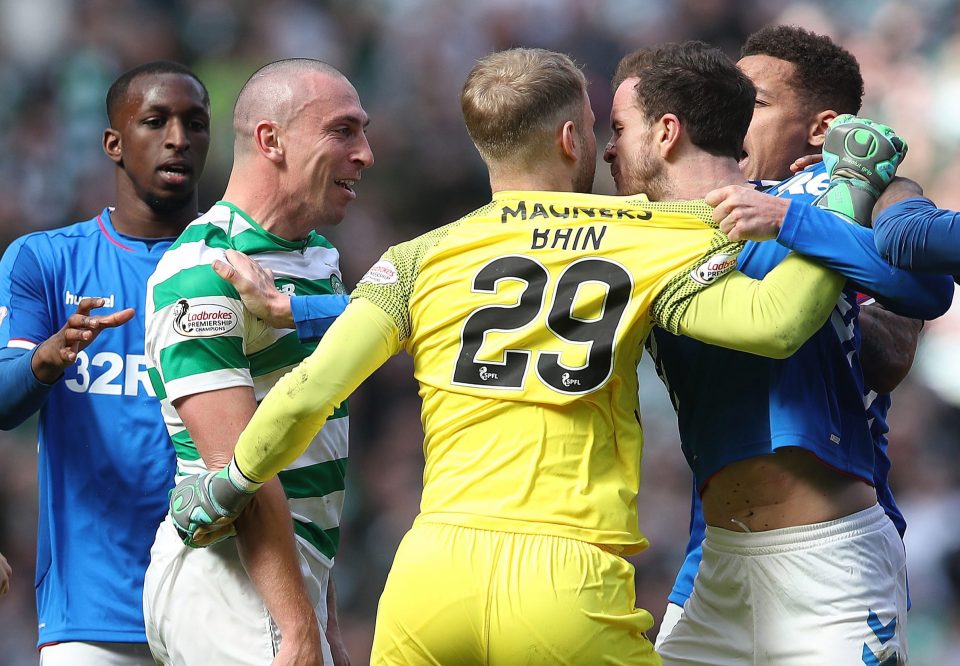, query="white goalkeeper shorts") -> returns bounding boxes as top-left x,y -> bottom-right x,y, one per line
658,503 -> 907,665
143,515 -> 333,666
39,641 -> 156,666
